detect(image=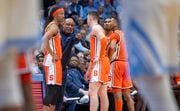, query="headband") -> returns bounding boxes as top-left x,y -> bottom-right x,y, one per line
52,8 -> 64,17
